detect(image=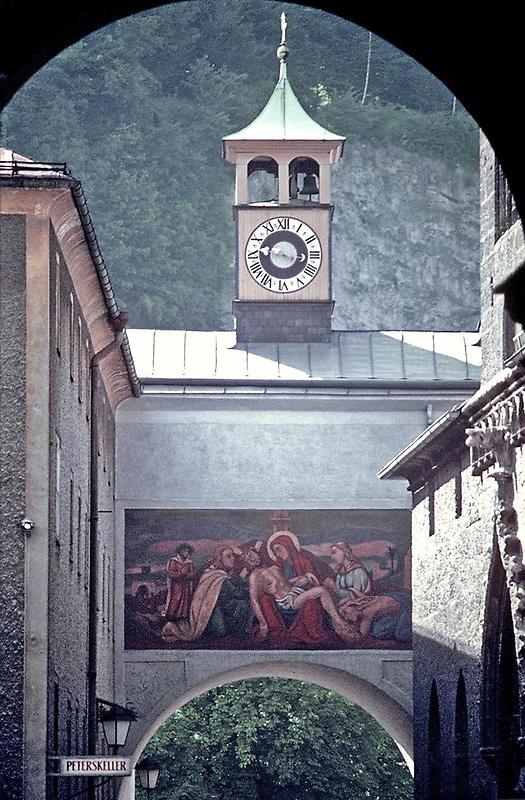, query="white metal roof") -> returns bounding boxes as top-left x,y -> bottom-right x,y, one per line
127,329 -> 481,384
